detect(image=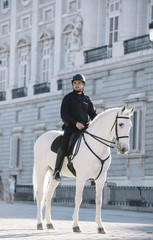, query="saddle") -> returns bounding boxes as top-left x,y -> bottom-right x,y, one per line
51,132 -> 83,176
